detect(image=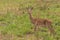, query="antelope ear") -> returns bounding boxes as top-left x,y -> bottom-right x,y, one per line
26,7 -> 33,10
31,7 -> 33,10
26,7 -> 29,9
